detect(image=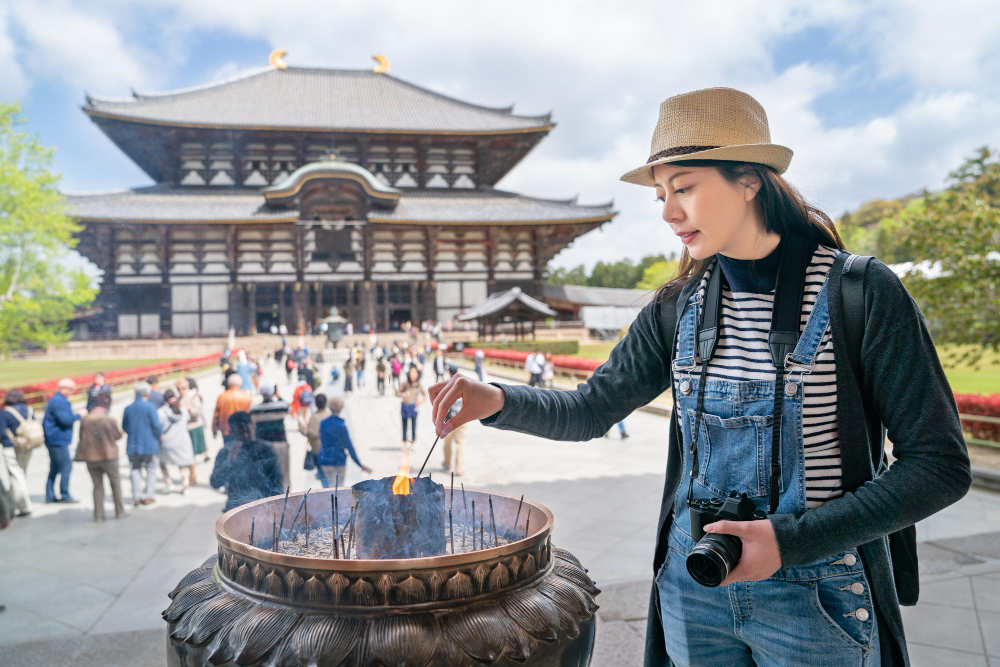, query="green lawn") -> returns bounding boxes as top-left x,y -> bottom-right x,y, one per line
0,359 -> 173,389
578,342 -> 999,395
